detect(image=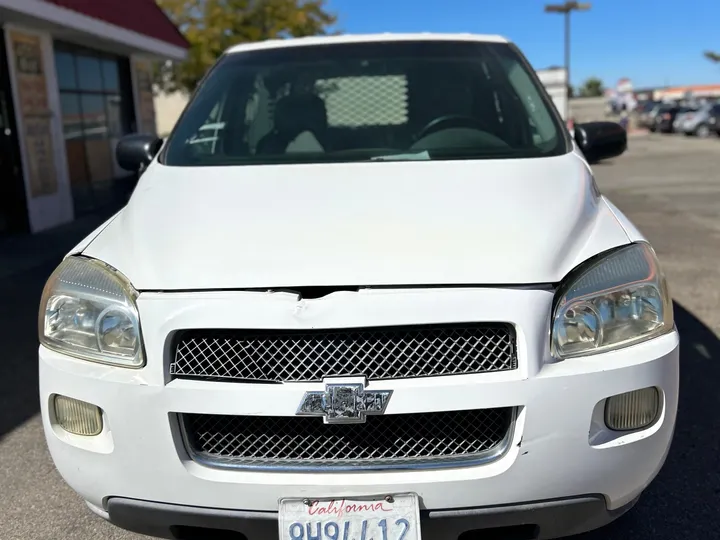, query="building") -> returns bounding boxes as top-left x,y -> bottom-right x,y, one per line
652,84 -> 720,102
0,0 -> 188,237
535,67 -> 568,122
611,84 -> 720,106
